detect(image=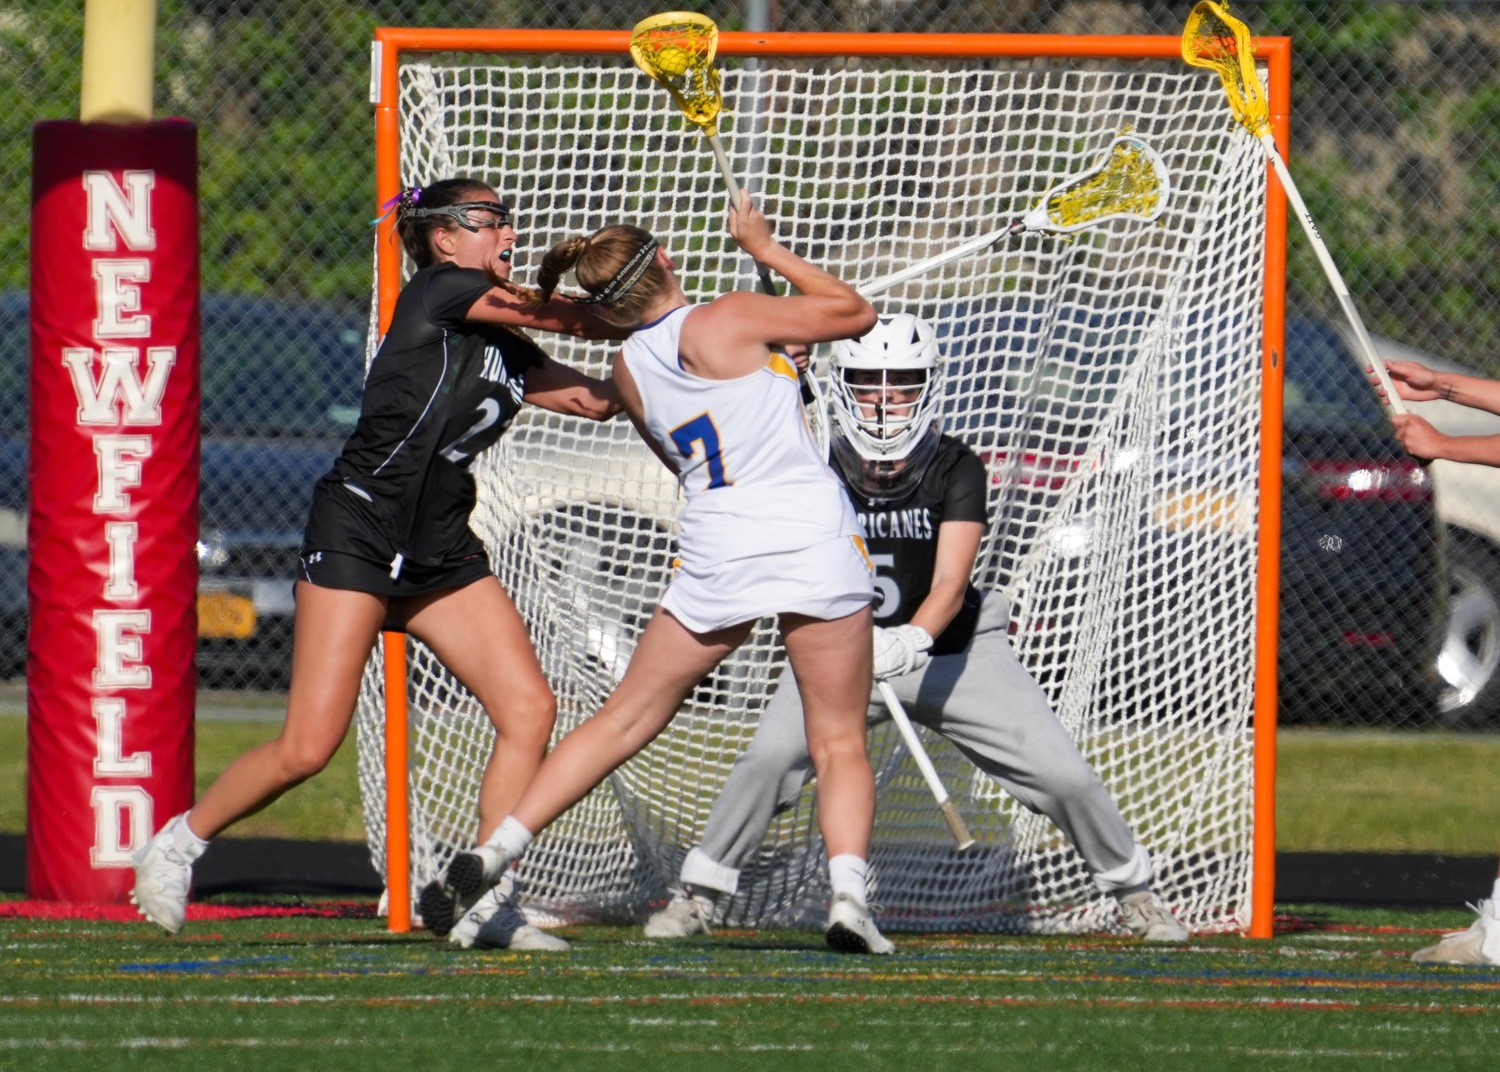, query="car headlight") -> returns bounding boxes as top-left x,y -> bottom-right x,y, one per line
1047,521 -> 1095,556
0,507 -> 25,549
197,530 -> 231,571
